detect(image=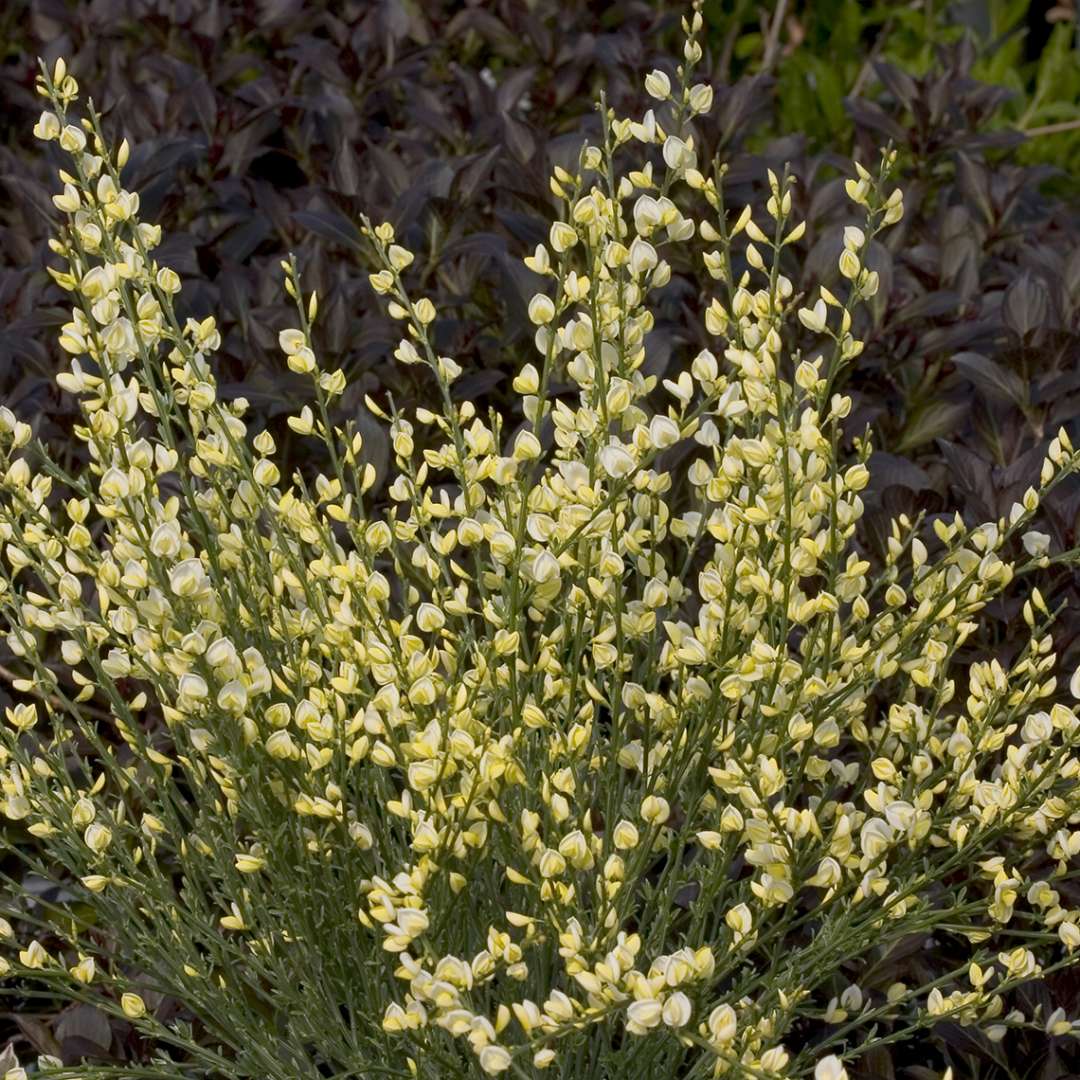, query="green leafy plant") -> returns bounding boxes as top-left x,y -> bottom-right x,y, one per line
703,0 -> 1080,185
3,10 -> 1080,1080
956,1 -> 1080,185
